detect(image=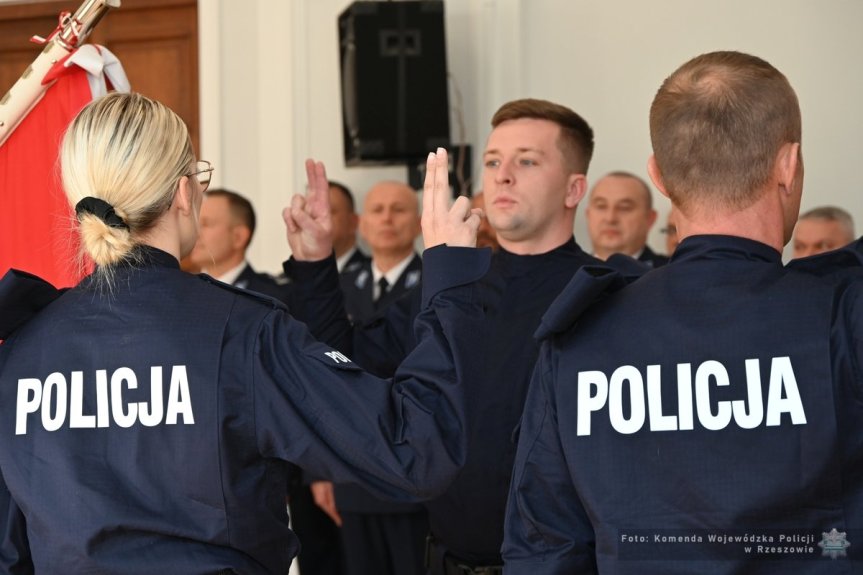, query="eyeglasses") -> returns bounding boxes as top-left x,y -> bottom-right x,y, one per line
189,160 -> 214,191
